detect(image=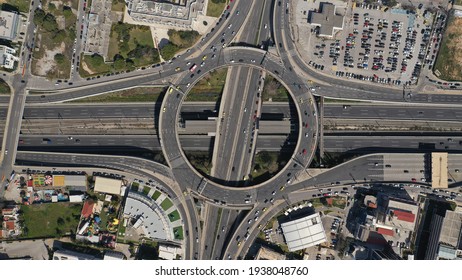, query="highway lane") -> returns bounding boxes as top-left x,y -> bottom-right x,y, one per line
212,66 -> 261,183
5,102 -> 462,122
16,133 -> 462,155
